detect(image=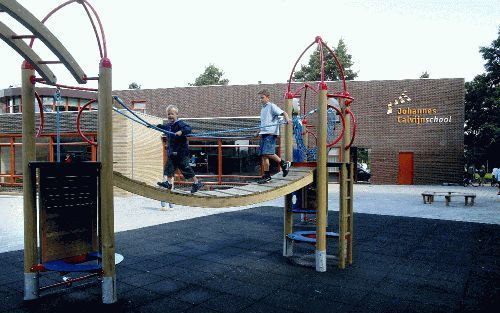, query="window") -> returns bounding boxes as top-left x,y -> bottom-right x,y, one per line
67,98 -> 79,112
43,96 -> 54,112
